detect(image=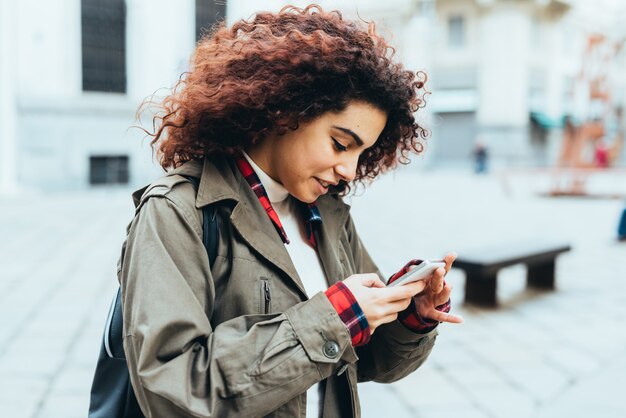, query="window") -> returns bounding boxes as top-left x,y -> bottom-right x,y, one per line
448,15 -> 465,49
89,156 -> 129,185
196,0 -> 226,42
418,0 -> 436,18
81,0 -> 126,93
